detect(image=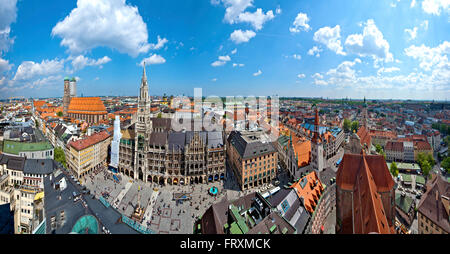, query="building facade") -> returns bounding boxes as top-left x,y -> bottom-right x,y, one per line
2,140 -> 54,160
67,131 -> 111,179
417,175 -> 449,234
227,130 -> 277,190
117,65 -> 226,185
